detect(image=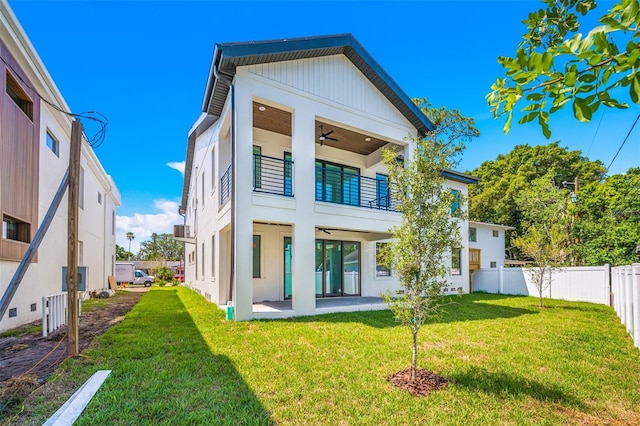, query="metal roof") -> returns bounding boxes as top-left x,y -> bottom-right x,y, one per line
442,169 -> 479,185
